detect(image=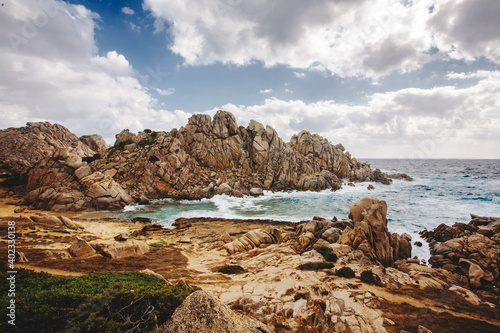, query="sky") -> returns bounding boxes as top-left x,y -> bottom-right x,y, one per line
0,0 -> 499,159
